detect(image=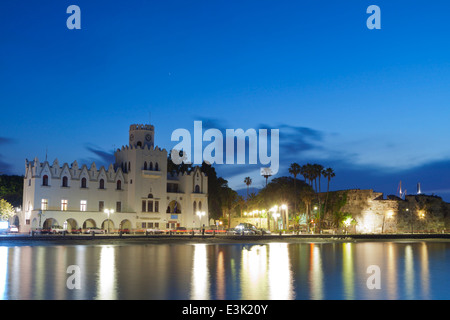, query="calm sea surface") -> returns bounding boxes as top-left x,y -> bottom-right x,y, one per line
0,240 -> 449,300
